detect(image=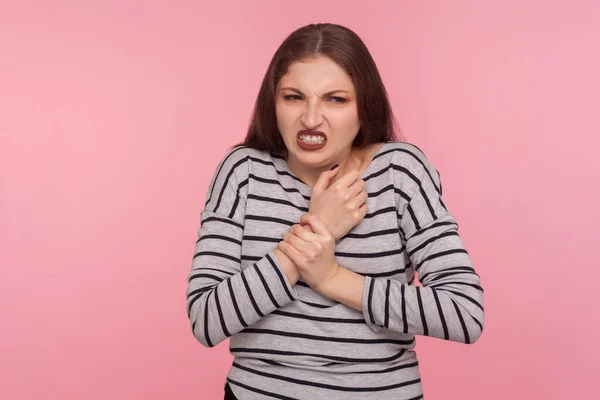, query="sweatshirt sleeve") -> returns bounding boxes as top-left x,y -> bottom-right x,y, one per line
186,148 -> 299,347
361,148 -> 484,344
